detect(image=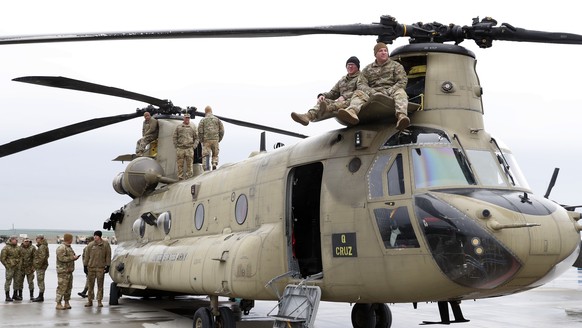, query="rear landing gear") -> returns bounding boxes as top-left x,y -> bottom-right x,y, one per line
351,303 -> 392,328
